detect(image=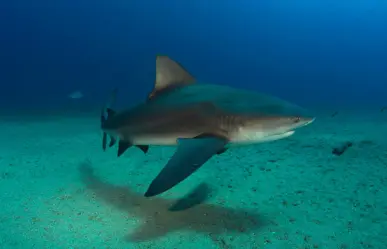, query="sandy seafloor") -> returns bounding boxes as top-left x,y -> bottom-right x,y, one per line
0,109 -> 386,249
